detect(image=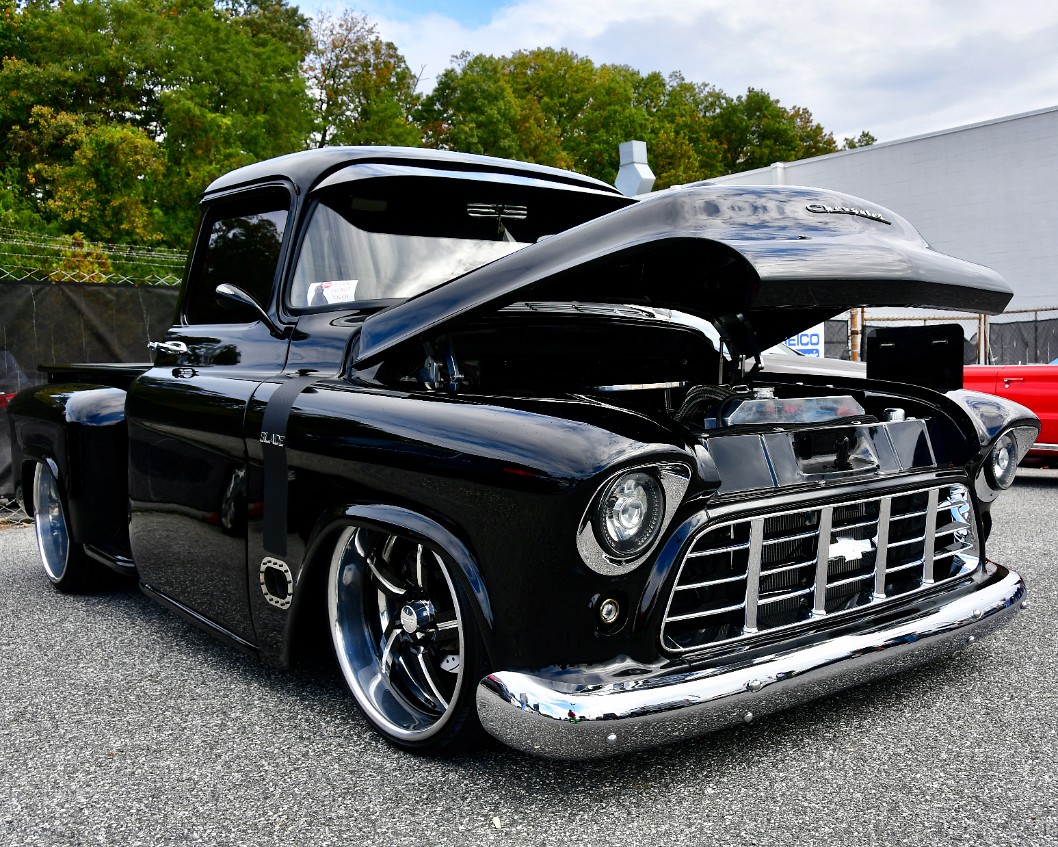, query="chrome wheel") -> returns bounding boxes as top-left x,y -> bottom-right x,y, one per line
31,461 -> 97,592
329,526 -> 473,745
33,463 -> 71,583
